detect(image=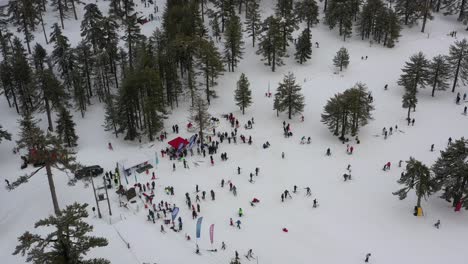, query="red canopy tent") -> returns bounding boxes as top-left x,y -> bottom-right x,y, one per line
168,137 -> 189,149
